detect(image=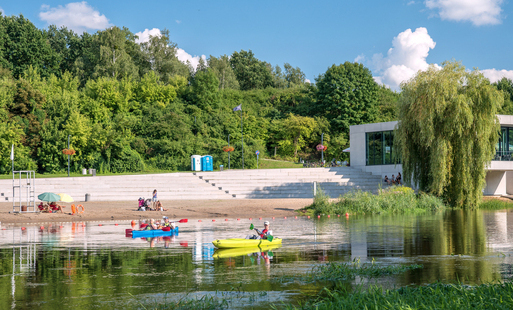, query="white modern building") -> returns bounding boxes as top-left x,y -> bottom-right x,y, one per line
349,115 -> 513,196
